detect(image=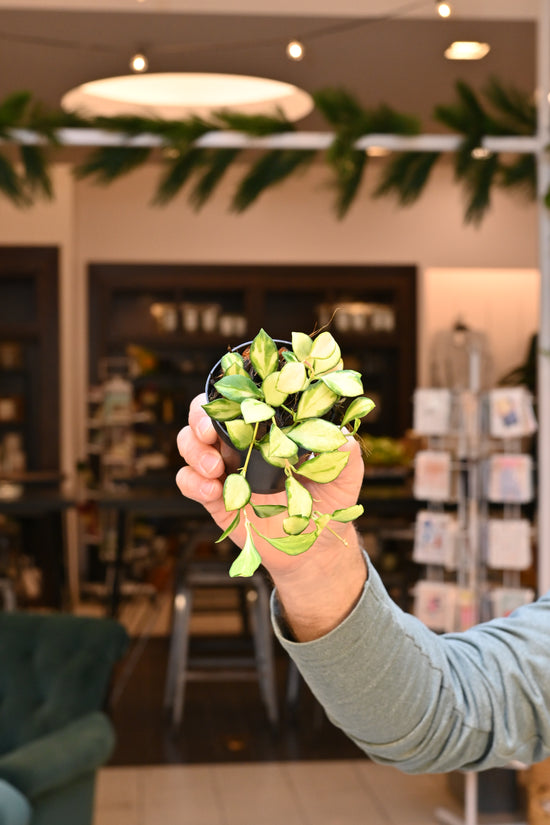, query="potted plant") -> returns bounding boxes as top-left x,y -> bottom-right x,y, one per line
203,328 -> 375,576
